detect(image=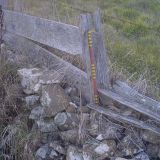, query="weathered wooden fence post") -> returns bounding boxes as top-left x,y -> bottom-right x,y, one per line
80,9 -> 110,104
0,0 -> 7,9
14,0 -> 24,12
